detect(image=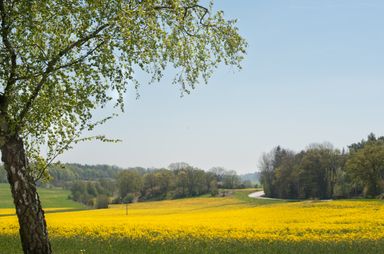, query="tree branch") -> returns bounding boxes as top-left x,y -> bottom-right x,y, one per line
154,4 -> 207,11
33,135 -> 76,182
16,24 -> 109,130
0,0 -> 17,101
16,38 -> 102,82
51,40 -> 106,73
153,4 -> 210,36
